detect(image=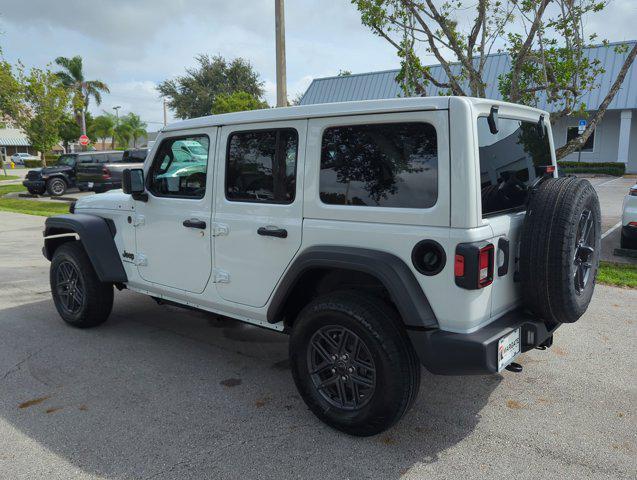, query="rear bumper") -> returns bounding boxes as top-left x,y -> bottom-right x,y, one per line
407,309 -> 558,375
622,224 -> 637,240
23,180 -> 45,190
